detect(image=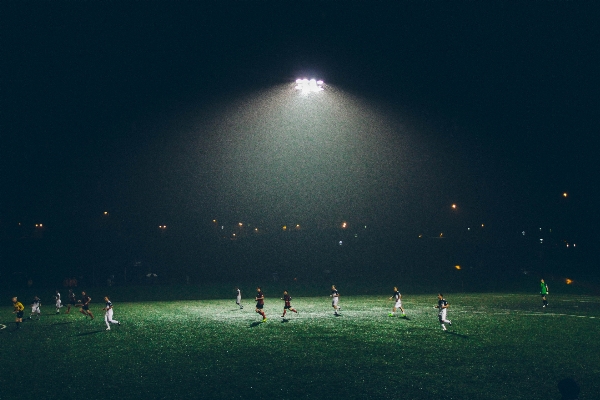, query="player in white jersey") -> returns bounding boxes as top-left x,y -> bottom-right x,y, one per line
102,296 -> 121,330
388,287 -> 406,317
235,287 -> 243,309
29,296 -> 41,320
330,285 -> 341,315
54,290 -> 63,314
435,293 -> 452,331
